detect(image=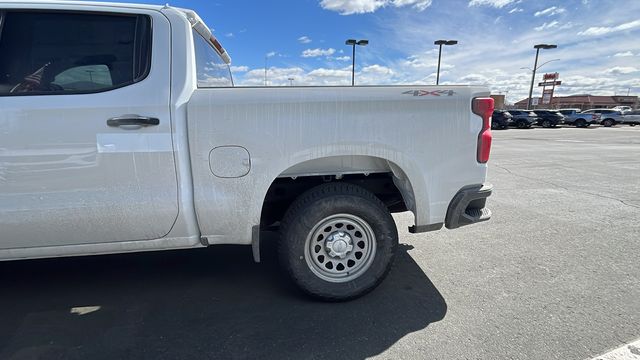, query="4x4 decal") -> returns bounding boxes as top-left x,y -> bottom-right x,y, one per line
402,89 -> 456,97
